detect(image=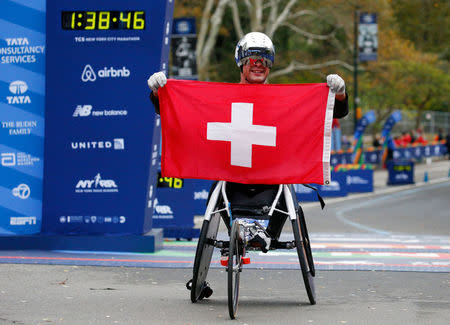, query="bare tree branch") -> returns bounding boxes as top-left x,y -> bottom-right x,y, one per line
269,59 -> 355,78
283,22 -> 337,40
201,0 -> 231,62
266,0 -> 279,35
288,9 -> 318,19
253,0 -> 263,31
196,0 -> 215,61
266,0 -> 297,38
229,0 -> 244,39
